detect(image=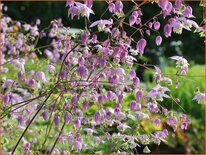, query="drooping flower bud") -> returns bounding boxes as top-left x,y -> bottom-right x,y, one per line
129,70 -> 136,79
18,70 -> 24,80
94,112 -> 101,125
154,21 -> 160,30
136,90 -> 143,101
54,115 -> 60,127
75,118 -> 81,129
108,3 -> 115,13
64,112 -> 72,124
77,66 -> 88,78
115,1 -> 123,13
129,15 -> 136,26
155,35 -> 162,46
18,115 -> 25,126
73,140 -> 82,151
164,24 -> 172,37
82,101 -> 89,110
42,111 -> 48,120
35,71 -> 46,82
136,38 -> 147,55
183,6 -> 193,18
